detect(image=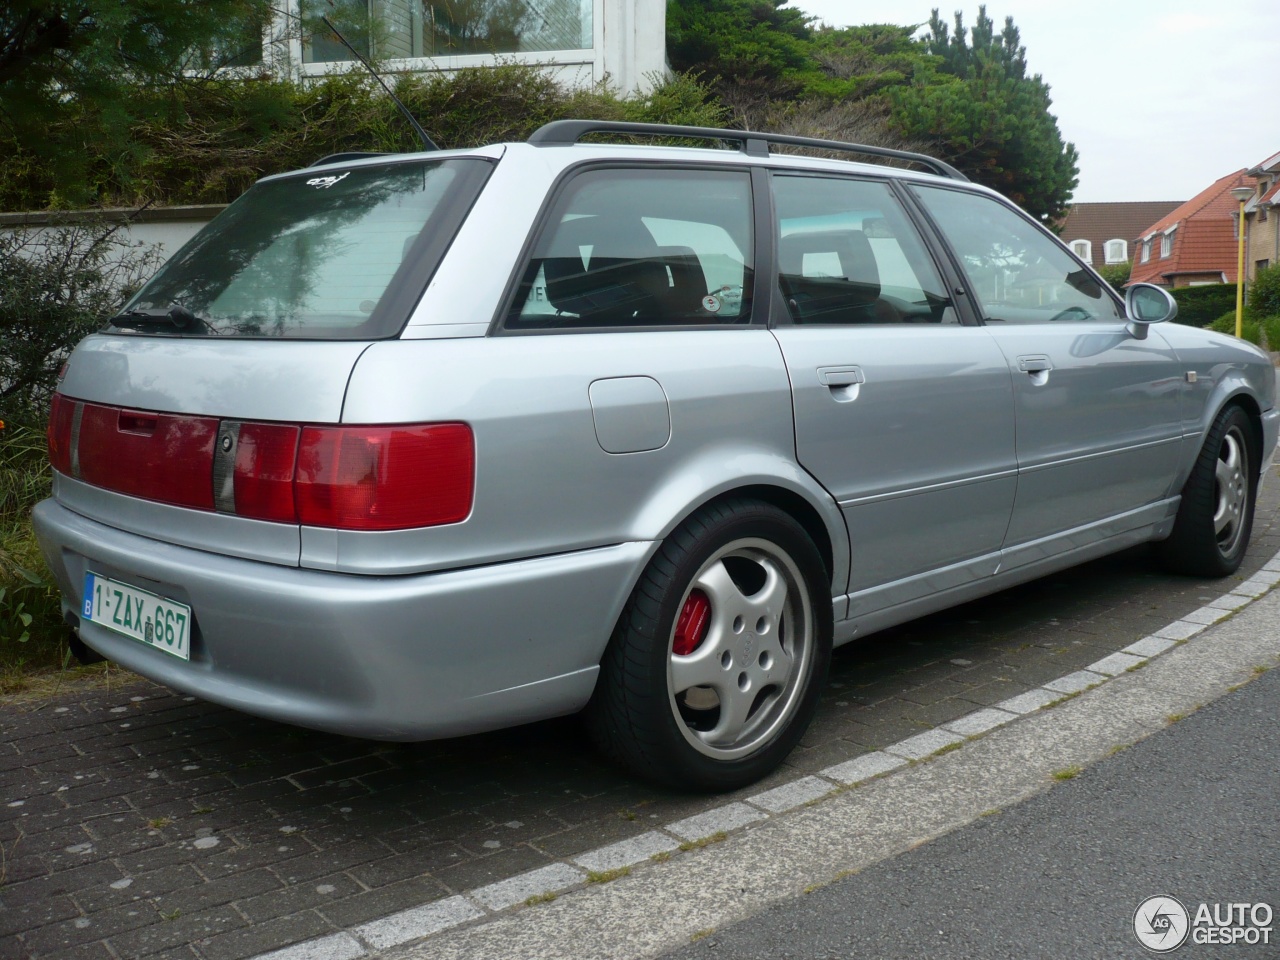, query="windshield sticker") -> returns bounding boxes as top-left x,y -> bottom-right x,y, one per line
305,172 -> 350,190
